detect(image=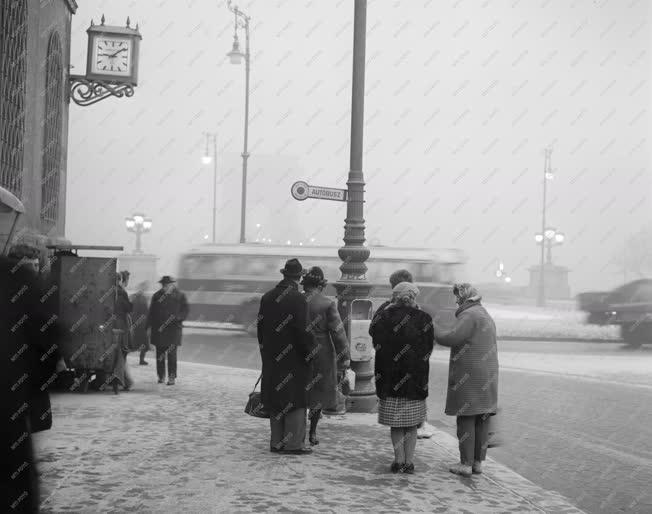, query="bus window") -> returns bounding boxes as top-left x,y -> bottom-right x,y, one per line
416,262 -> 435,282
214,256 -> 238,275
182,255 -> 218,278
438,263 -> 462,284
246,257 -> 269,275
